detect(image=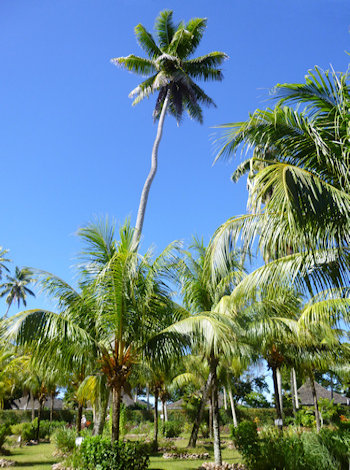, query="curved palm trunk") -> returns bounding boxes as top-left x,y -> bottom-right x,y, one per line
50,391 -> 55,424
153,388 -> 159,450
211,358 -> 222,466
111,385 -> 122,442
132,91 -> 170,247
209,392 -> 213,439
188,368 -> 214,448
93,391 -> 109,436
228,386 -> 238,428
310,374 -> 321,432
277,367 -> 283,416
161,398 -> 165,435
31,392 -> 35,421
